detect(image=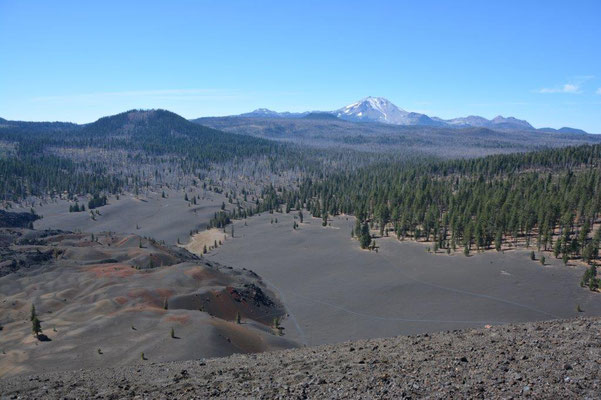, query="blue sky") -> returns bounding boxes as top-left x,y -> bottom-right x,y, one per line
1,0 -> 600,132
